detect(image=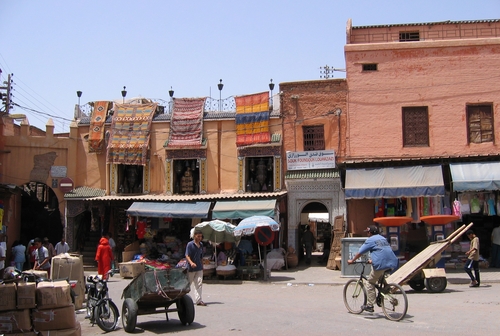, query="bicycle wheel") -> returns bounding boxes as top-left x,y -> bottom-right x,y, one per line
381,283 -> 408,321
96,299 -> 119,332
343,279 -> 367,314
